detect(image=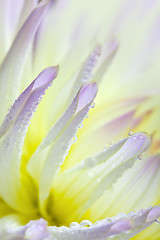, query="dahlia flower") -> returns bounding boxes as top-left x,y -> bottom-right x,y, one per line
0,0 -> 159,239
